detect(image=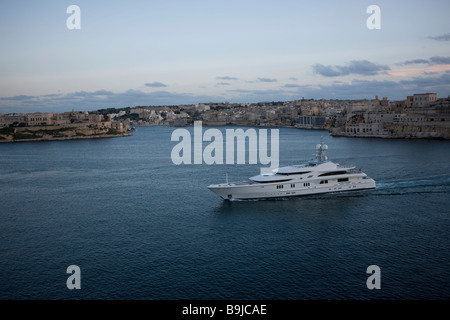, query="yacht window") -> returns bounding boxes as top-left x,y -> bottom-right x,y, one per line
338,178 -> 349,182
278,171 -> 311,176
255,179 -> 292,184
318,170 -> 347,177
